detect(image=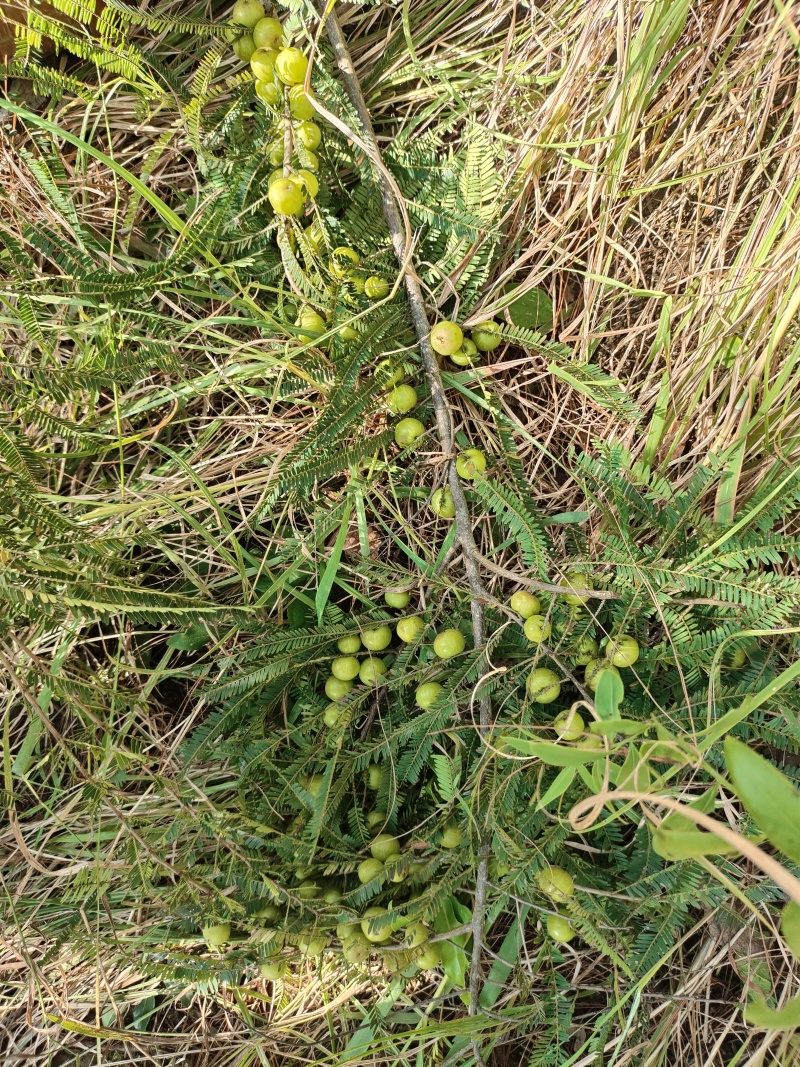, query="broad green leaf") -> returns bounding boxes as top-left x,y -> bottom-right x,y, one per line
316,501 -> 353,624
724,737 -> 800,864
479,907 -> 530,1008
659,786 -> 718,832
433,899 -> 470,990
506,288 -> 553,331
167,623 -> 211,651
744,993 -> 800,1029
781,901 -> 800,959
595,669 -> 624,719
589,718 -> 646,737
652,827 -> 741,861
501,736 -> 608,766
544,510 -> 589,525
537,765 -> 576,810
